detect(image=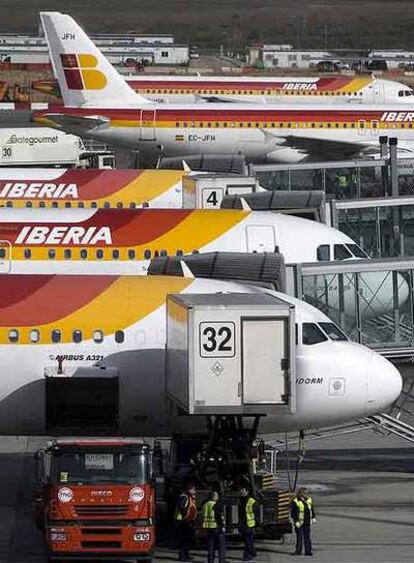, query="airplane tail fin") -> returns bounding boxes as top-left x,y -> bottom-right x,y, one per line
40,12 -> 150,107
